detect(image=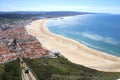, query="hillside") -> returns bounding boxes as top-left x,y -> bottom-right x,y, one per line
0,11 -> 91,22
24,56 -> 120,80
0,59 -> 21,80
